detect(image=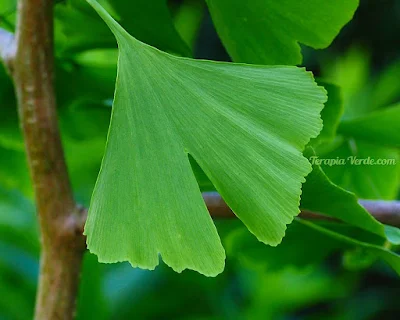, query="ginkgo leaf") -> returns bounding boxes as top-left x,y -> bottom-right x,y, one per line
206,0 -> 359,65
85,0 -> 326,276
